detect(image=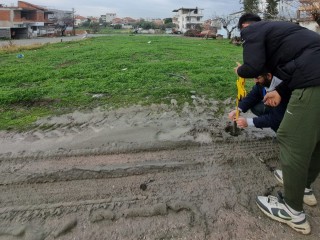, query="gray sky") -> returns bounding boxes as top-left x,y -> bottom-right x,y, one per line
2,0 -> 242,19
